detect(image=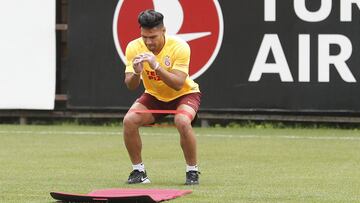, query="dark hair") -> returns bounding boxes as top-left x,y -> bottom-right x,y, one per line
138,10 -> 164,29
